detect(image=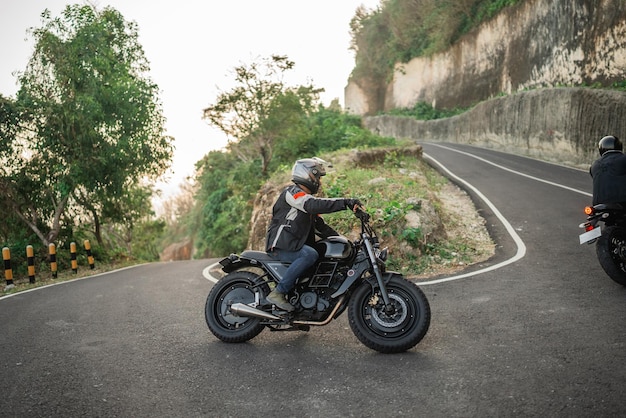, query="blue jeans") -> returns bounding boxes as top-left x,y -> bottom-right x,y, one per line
270,245 -> 319,294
